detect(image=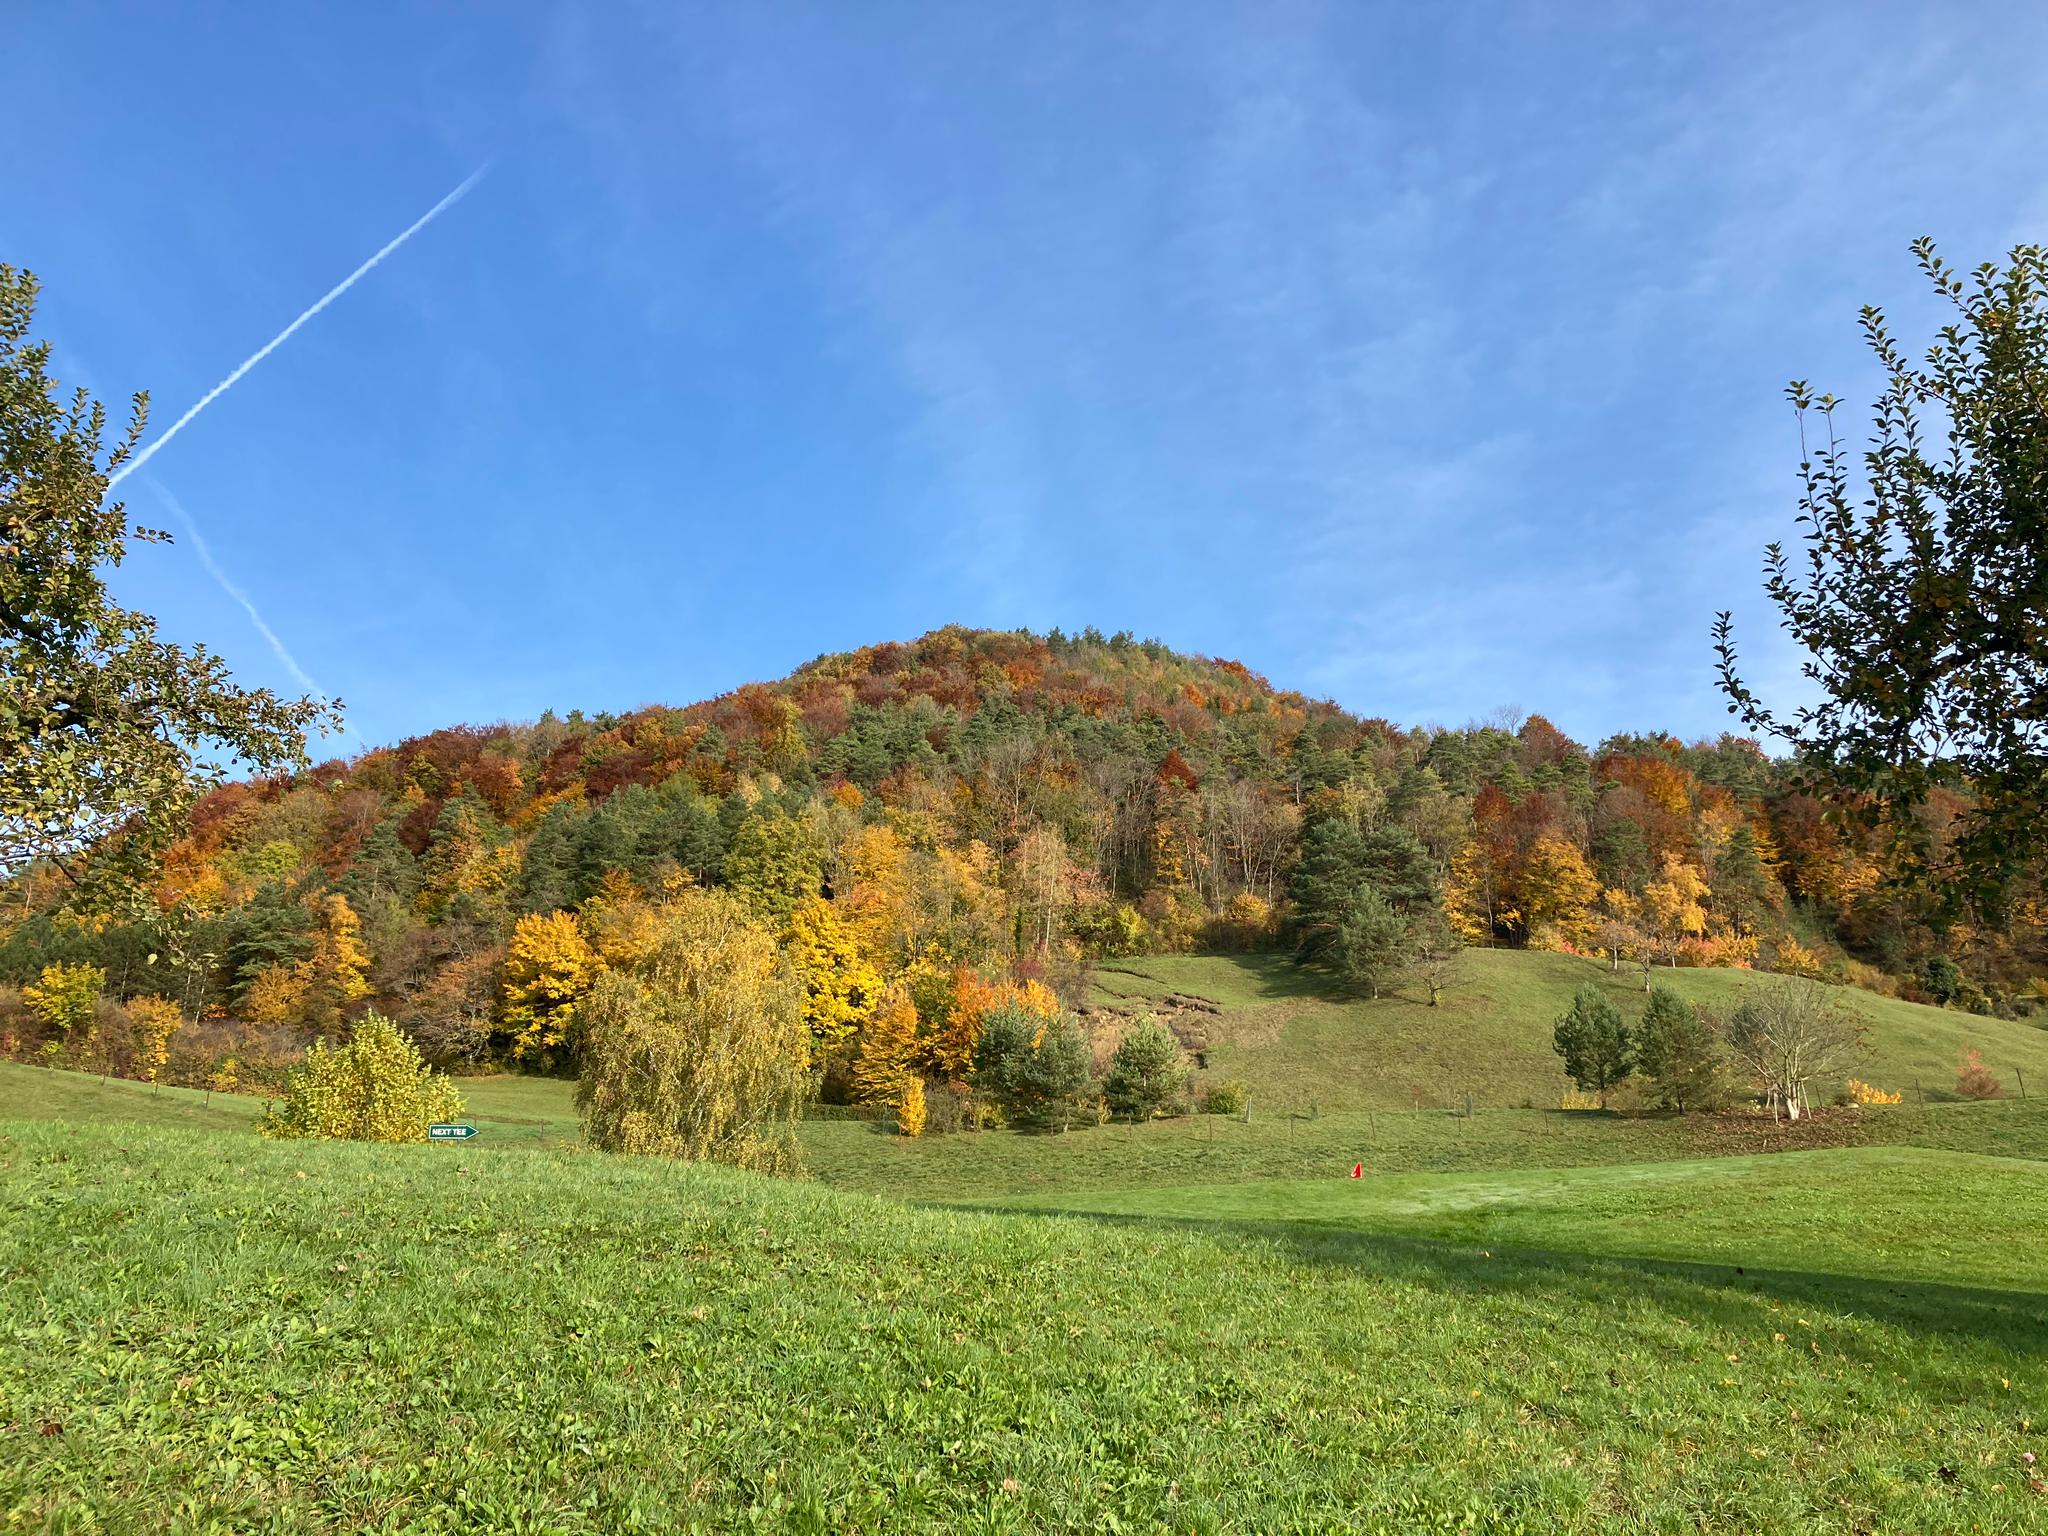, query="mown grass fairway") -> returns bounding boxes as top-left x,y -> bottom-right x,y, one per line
992,1146 -> 2048,1293
4,951 -> 2045,1532
4,1119 -> 2046,1534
